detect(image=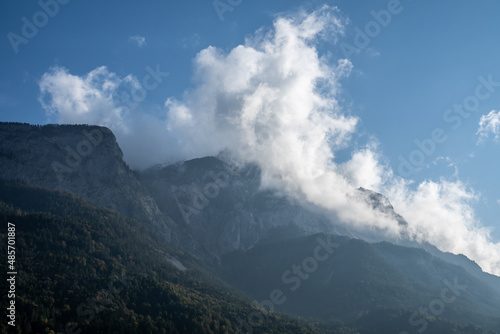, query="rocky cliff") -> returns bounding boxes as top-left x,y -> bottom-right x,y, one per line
0,122 -> 176,241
